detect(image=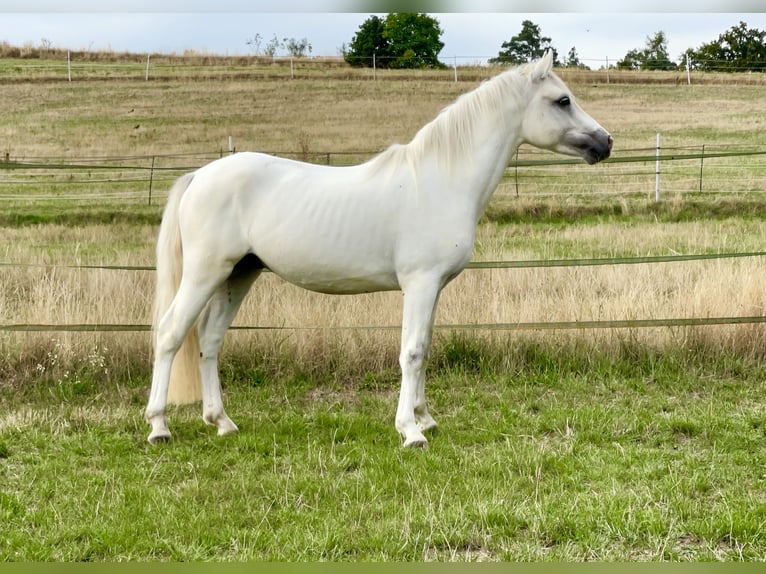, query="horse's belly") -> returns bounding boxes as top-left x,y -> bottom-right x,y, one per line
280,268 -> 400,295
260,245 -> 399,293
247,192 -> 401,294
251,226 -> 400,293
